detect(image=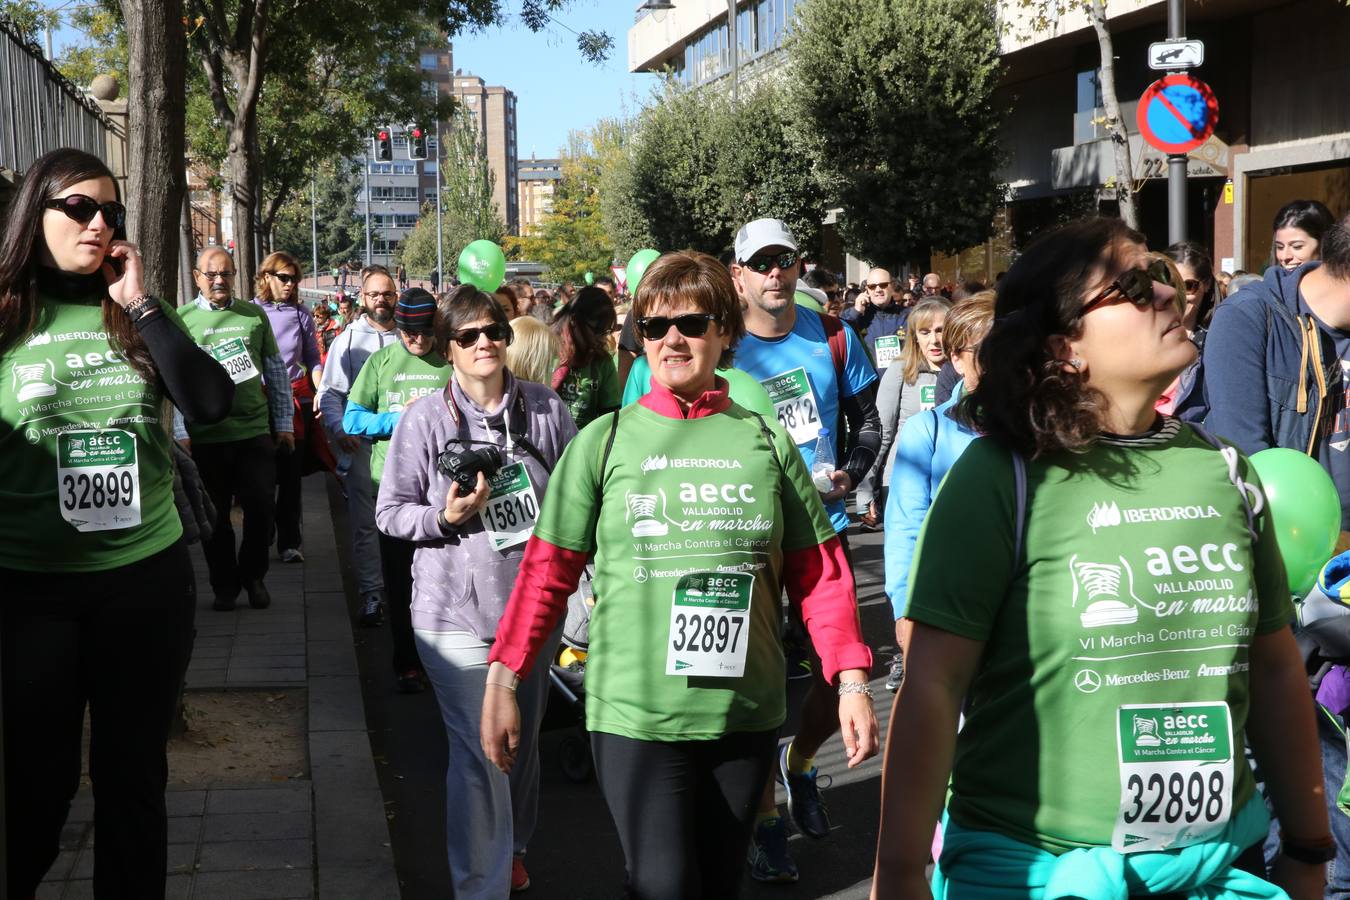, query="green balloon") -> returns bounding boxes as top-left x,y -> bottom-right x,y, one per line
625,249 -> 660,294
457,240 -> 506,292
584,271 -> 595,285
1250,448 -> 1342,596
